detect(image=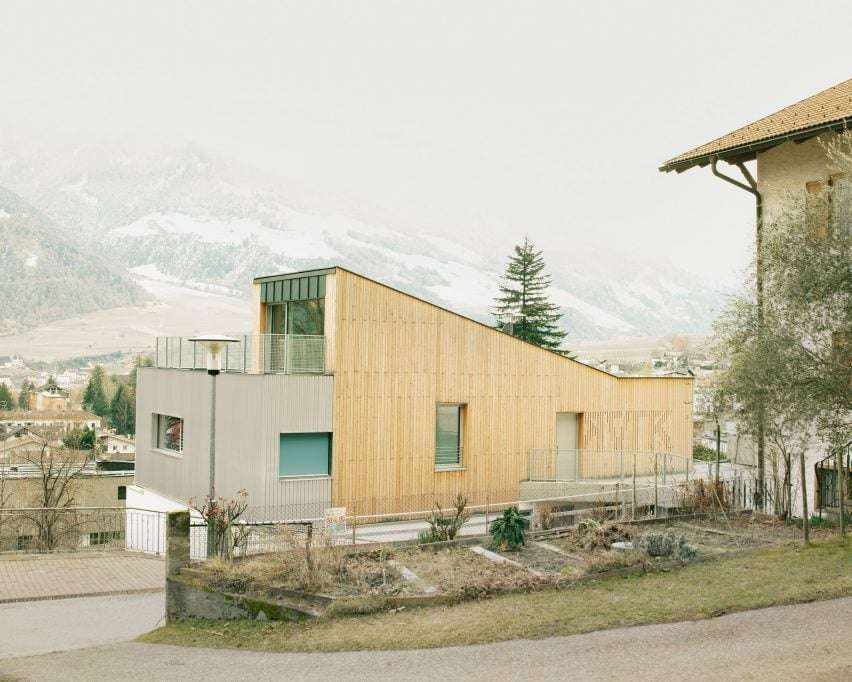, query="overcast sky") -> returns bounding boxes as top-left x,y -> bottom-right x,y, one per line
2,1 -> 851,285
